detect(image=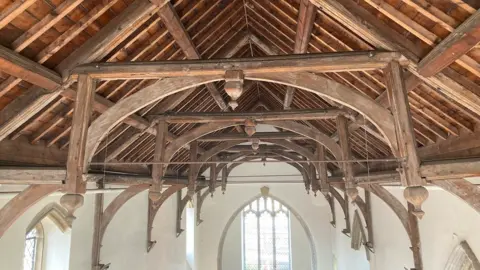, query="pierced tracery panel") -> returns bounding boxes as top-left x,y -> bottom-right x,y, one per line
242,197 -> 291,270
